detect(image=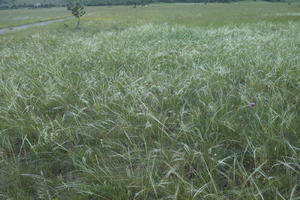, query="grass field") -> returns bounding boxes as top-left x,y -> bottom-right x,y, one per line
1,2 -> 300,28
1,2 -> 300,200
83,2 -> 300,27
0,7 -> 70,28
